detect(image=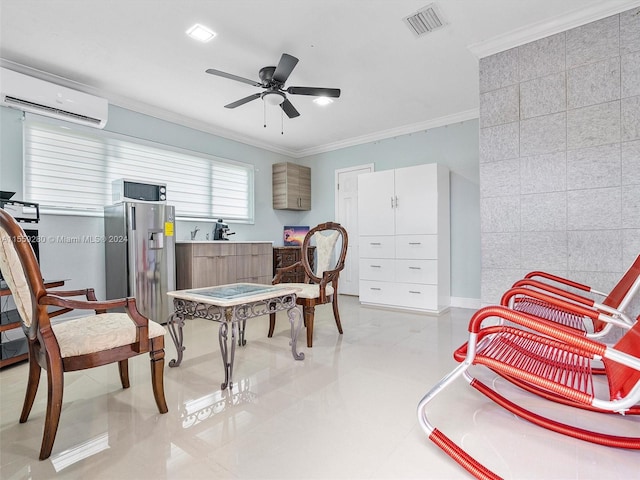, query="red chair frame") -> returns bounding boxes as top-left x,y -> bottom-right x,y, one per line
417,300 -> 640,480
506,256 -> 640,338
